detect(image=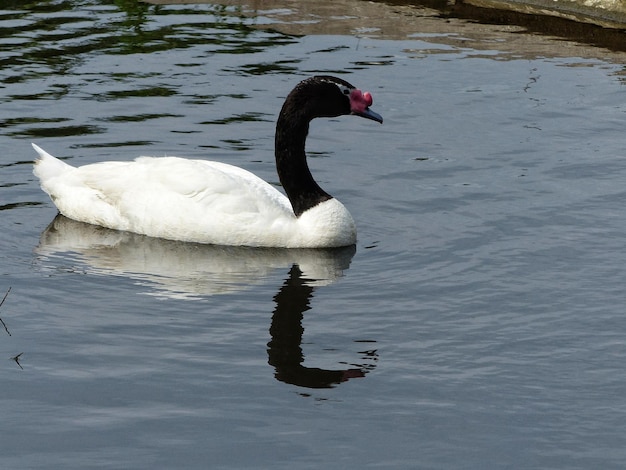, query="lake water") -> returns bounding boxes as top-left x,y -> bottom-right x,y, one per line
2,1 -> 626,468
